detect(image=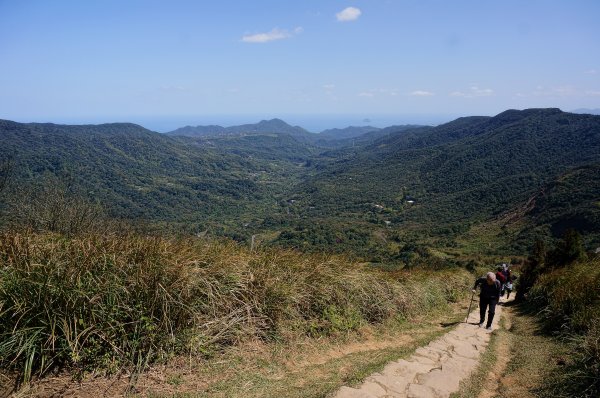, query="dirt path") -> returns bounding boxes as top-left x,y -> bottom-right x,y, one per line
334,298 -> 504,398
